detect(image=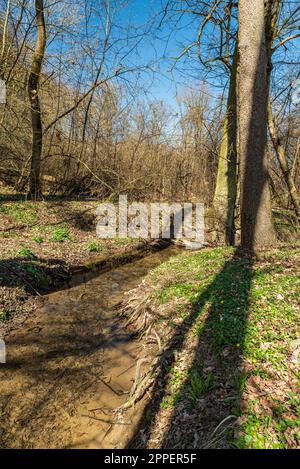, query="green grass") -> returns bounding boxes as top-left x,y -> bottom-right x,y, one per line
32,235 -> 44,244
160,367 -> 188,409
0,202 -> 38,224
87,241 -> 104,253
24,263 -> 50,289
113,237 -> 136,246
17,248 -> 35,257
159,365 -> 215,410
143,247 -> 299,448
188,369 -> 215,406
50,227 -> 71,242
